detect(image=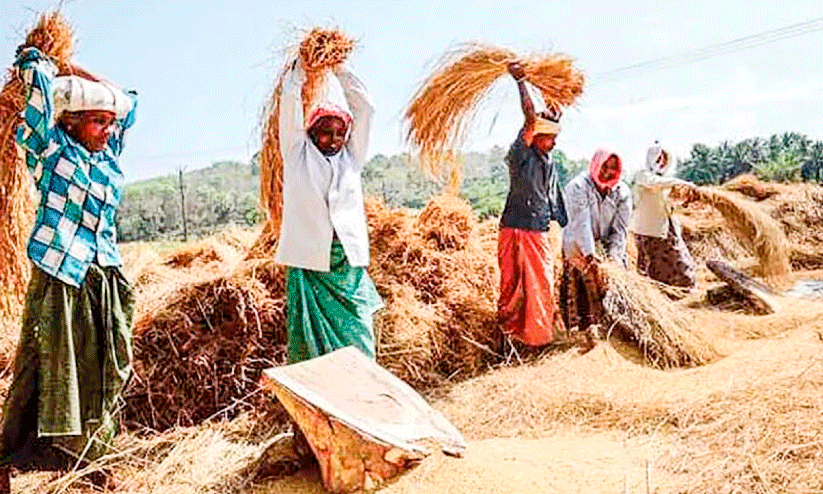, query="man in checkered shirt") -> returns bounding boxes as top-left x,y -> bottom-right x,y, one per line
0,45 -> 137,490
